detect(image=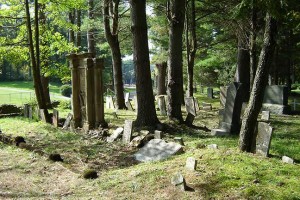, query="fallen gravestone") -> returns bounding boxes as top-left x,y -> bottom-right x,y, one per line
53,109 -> 59,127
107,127 -> 124,143
254,122 -> 273,157
261,111 -> 270,121
134,139 -> 183,162
282,156 -> 294,164
63,113 -> 73,130
122,120 -> 133,143
186,157 -> 197,171
171,172 -> 186,191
